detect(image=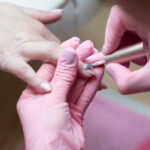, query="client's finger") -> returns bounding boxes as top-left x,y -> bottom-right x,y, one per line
23,7 -> 63,24
69,40 -> 95,104
1,57 -> 51,92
